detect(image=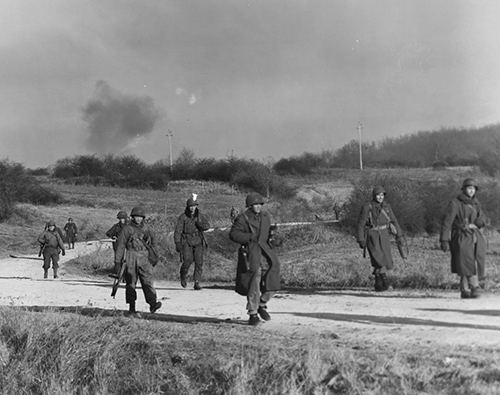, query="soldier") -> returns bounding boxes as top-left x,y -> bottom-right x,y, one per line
37,219 -> 66,279
63,217 -> 78,250
106,210 -> 129,277
229,192 -> 281,326
114,206 -> 162,315
440,178 -> 487,299
174,196 -> 210,290
357,186 -> 403,292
